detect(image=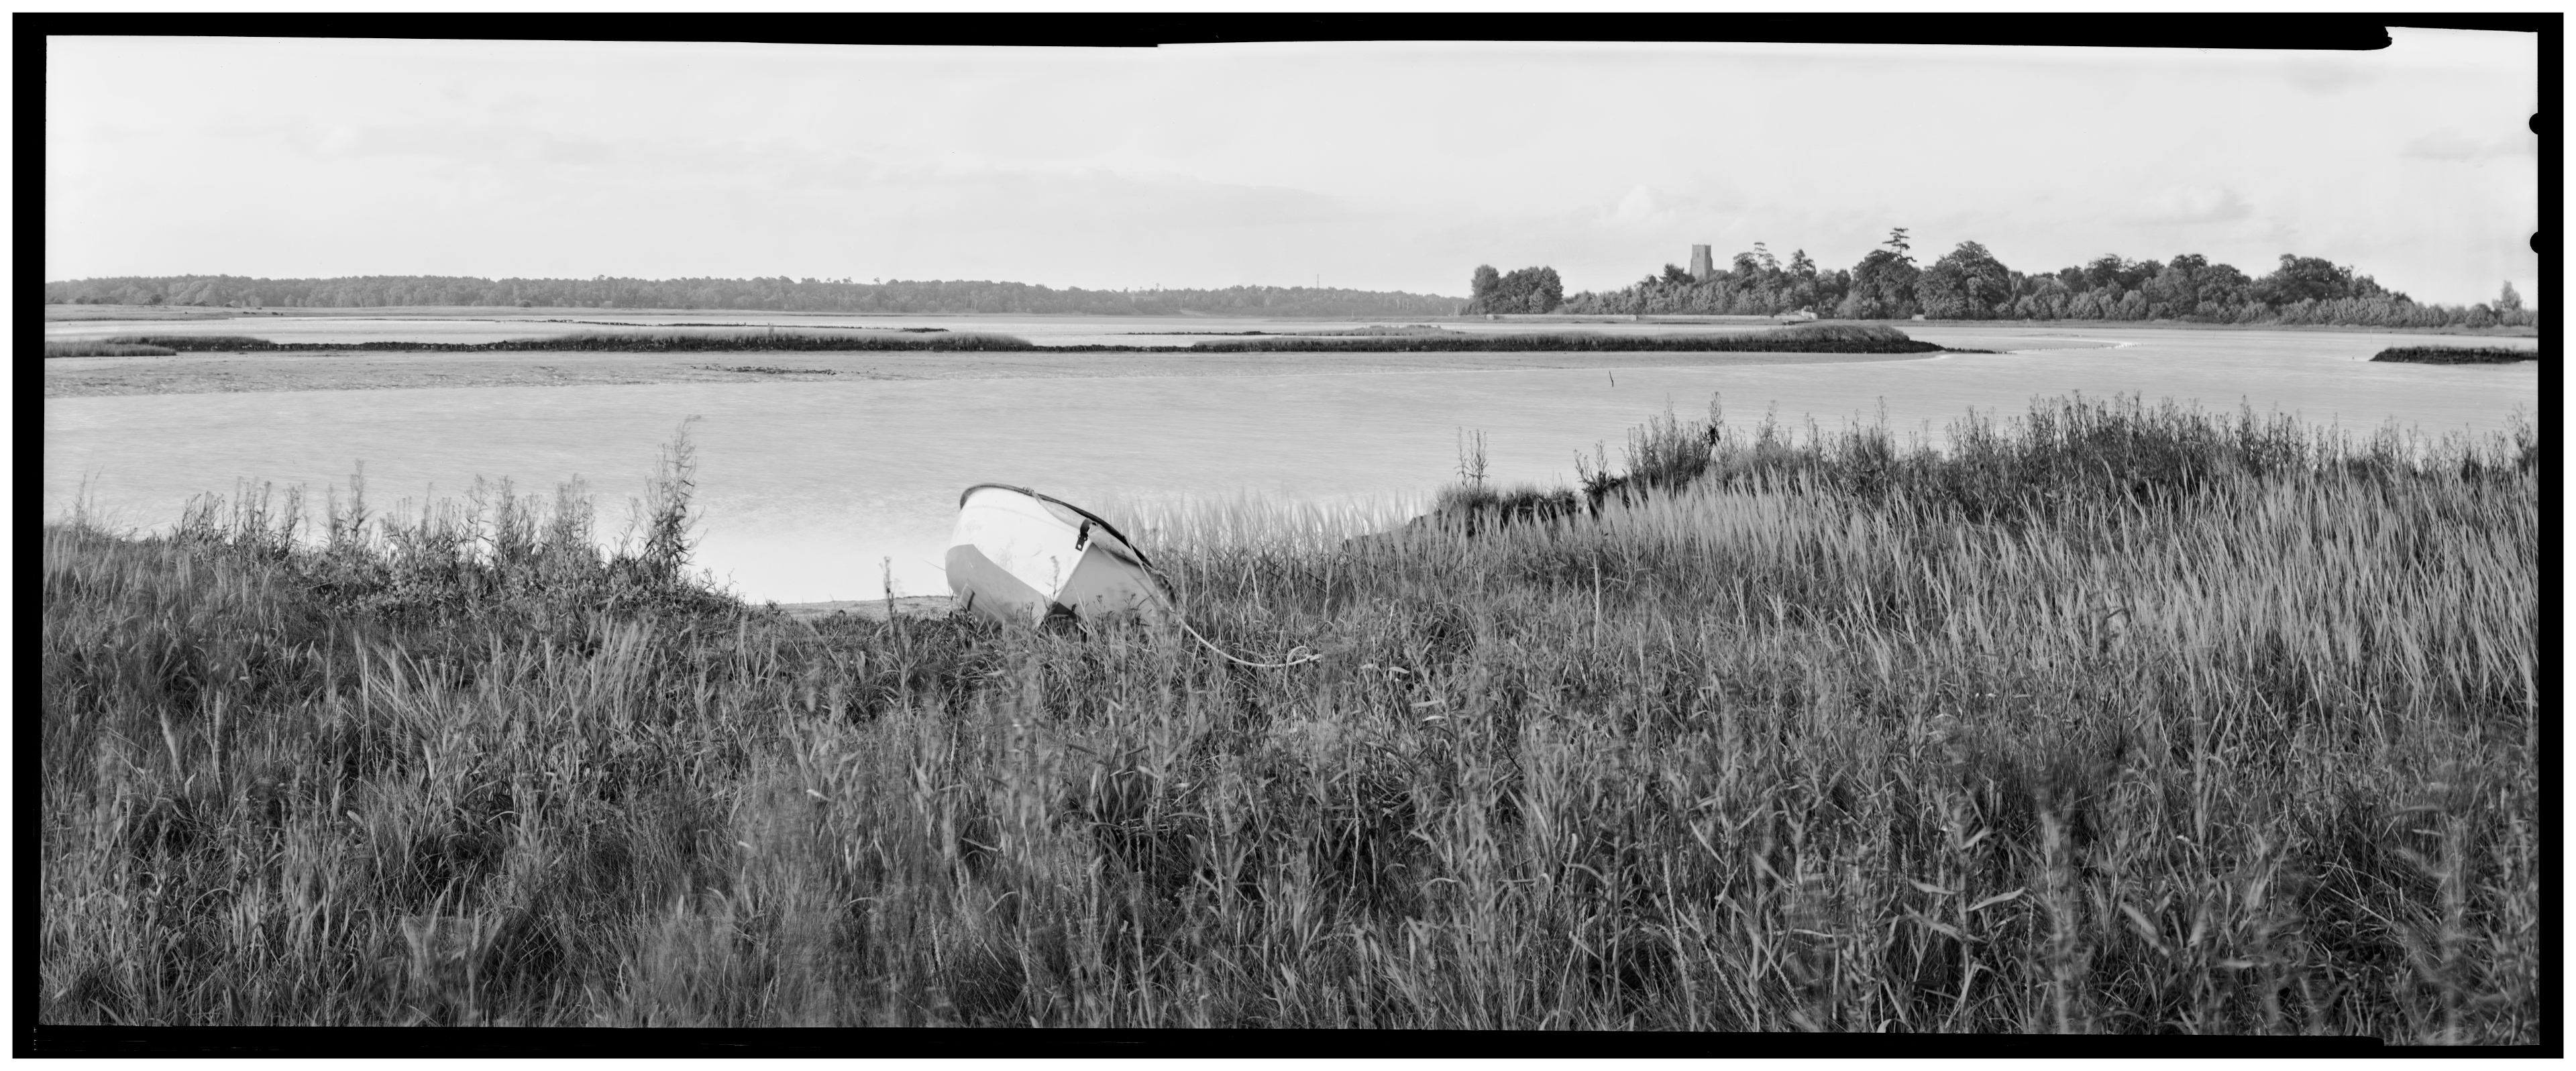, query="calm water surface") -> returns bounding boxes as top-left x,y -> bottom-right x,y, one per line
44,322 -> 2538,602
